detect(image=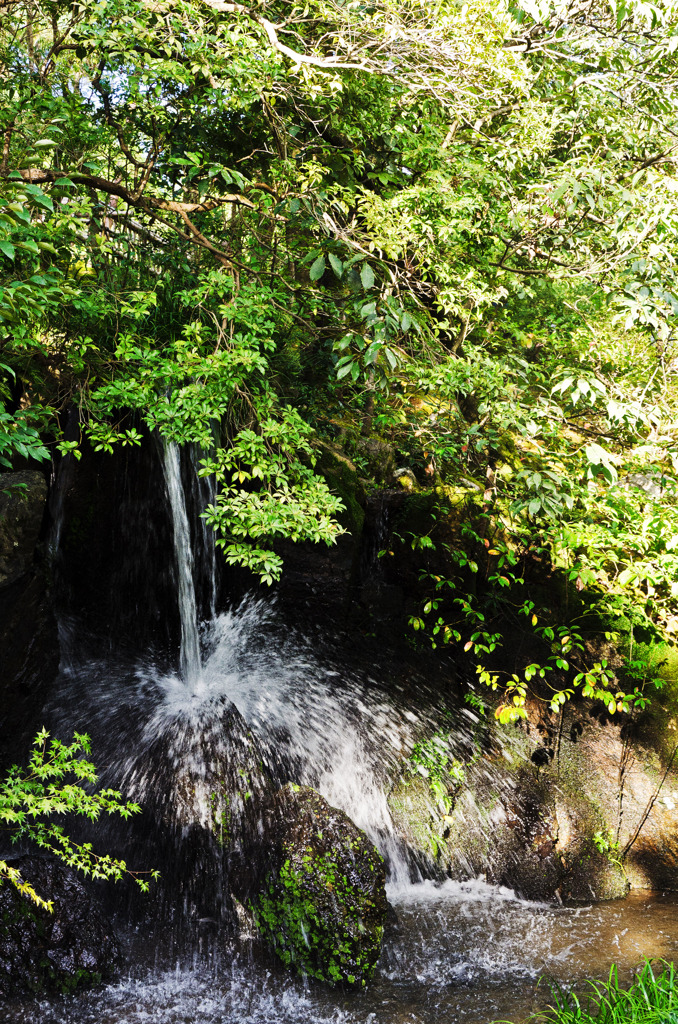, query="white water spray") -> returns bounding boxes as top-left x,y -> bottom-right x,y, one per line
155,440 -> 416,879
161,439 -> 202,684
